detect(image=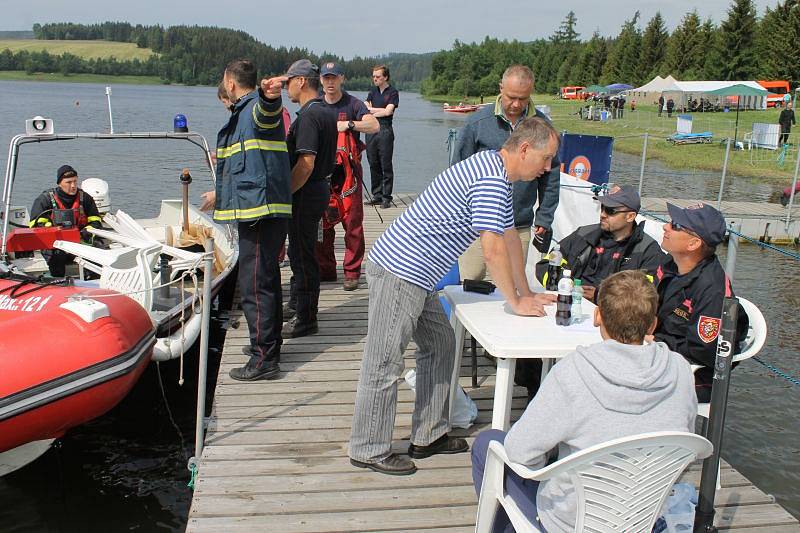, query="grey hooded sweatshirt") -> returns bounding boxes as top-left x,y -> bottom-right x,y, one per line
504,340 -> 697,533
